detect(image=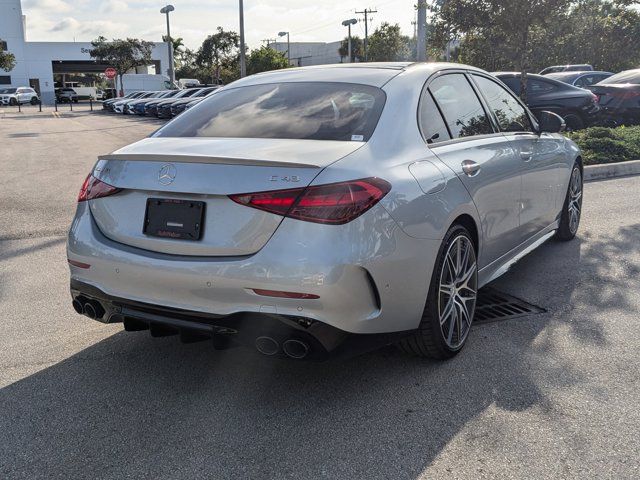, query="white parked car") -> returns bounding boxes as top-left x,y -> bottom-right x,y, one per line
0,86 -> 40,106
